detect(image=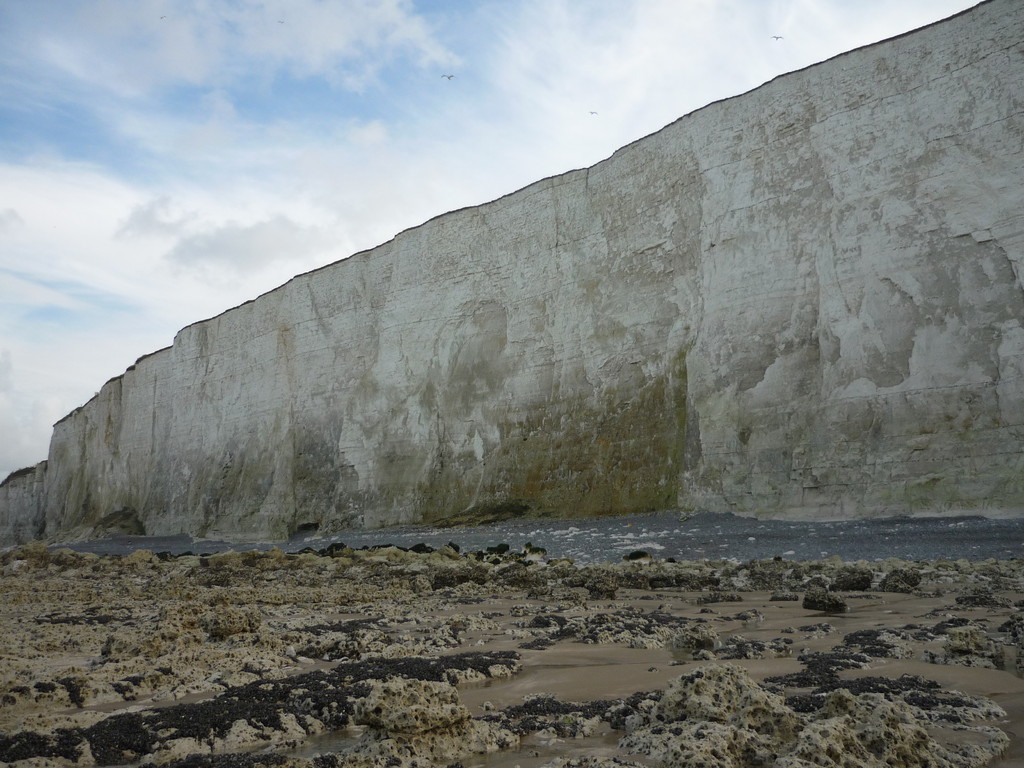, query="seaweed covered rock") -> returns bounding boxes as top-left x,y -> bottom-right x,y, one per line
621,664 -> 799,766
352,678 -> 468,733
842,629 -> 915,660
540,758 -> 648,768
583,569 -> 619,600
627,721 -> 778,768
349,678 -> 518,766
490,560 -> 546,591
668,623 -> 719,656
955,589 -> 1013,609
657,664 -> 800,739
622,664 -> 1008,768
428,560 -> 489,590
802,586 -> 847,614
501,693 -> 607,738
717,635 -> 793,660
879,568 -> 922,593
999,612 -> 1024,644
2,539 -> 1022,768
779,688 -> 1008,767
201,606 -> 262,641
925,624 -> 1003,669
832,566 -> 874,592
